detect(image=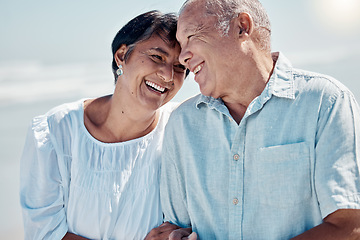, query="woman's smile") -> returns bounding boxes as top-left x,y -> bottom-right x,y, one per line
145,80 -> 169,94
